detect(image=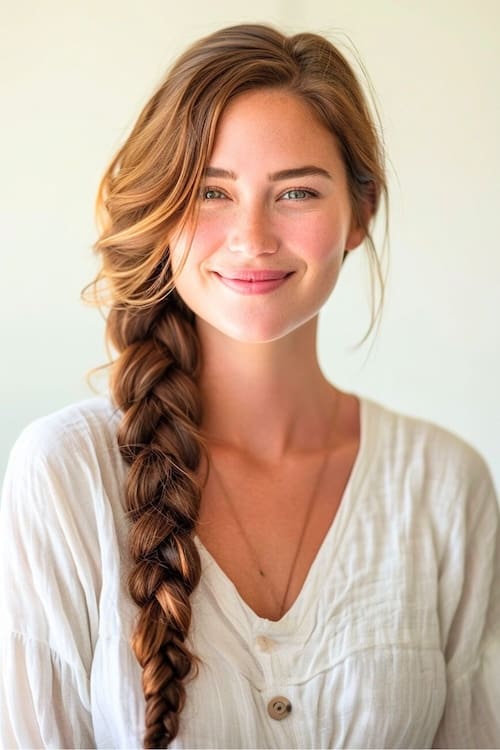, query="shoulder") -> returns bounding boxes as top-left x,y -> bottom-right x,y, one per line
7,396 -> 122,473
361,396 -> 494,492
356,398 -> 499,606
10,396 -> 121,459
1,397 -> 128,596
2,397 -> 126,515
359,396 -> 498,536
0,398 -> 127,662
